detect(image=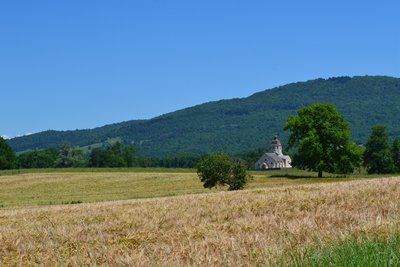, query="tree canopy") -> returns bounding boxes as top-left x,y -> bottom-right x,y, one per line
0,137 -> 16,170
54,144 -> 86,168
197,153 -> 250,190
89,142 -> 136,168
392,138 -> 400,173
284,103 -> 361,177
17,149 -> 59,168
363,125 -> 394,174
